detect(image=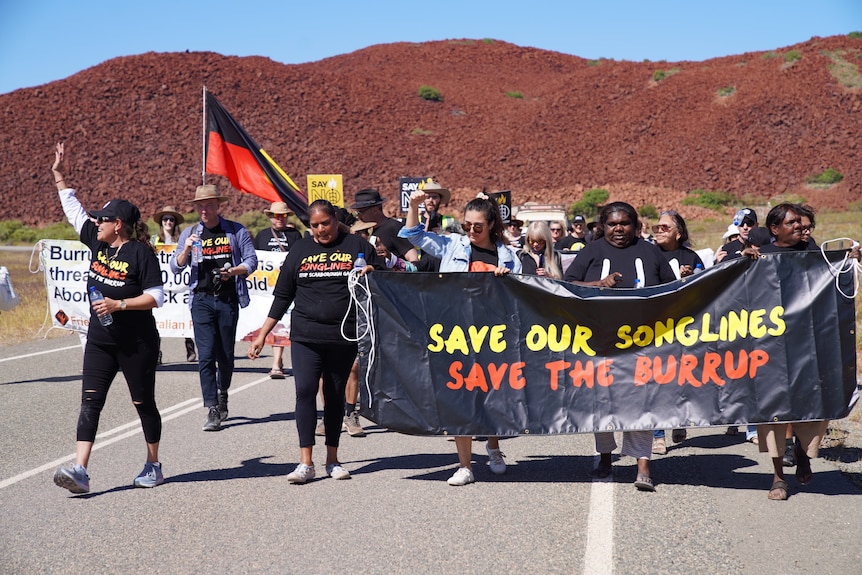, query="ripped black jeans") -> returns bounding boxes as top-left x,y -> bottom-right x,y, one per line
78,337 -> 161,443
